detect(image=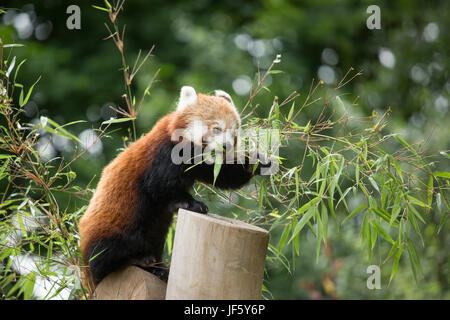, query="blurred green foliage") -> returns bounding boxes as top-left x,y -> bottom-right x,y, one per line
1,0 -> 449,299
